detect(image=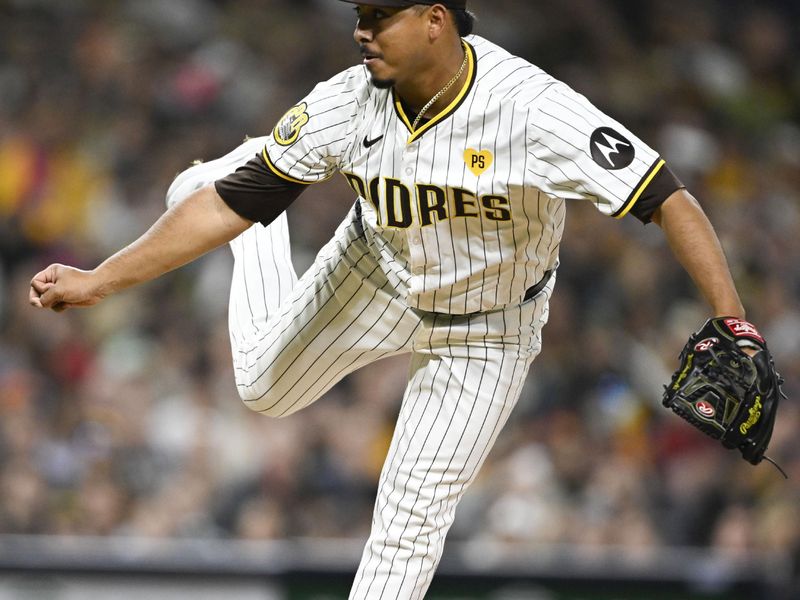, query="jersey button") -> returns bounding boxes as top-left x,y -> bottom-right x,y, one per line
411,236 -> 421,245
405,167 -> 414,176
412,266 -> 424,276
